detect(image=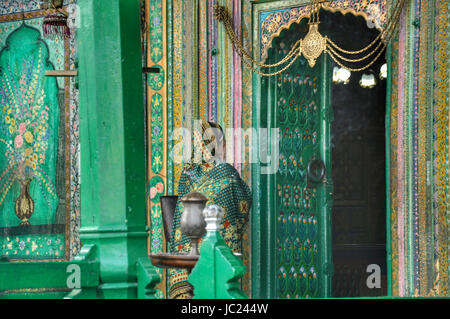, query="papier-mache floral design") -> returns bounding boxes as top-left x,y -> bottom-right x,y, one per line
1,48 -> 52,187
1,48 -> 57,206
0,24 -> 60,234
